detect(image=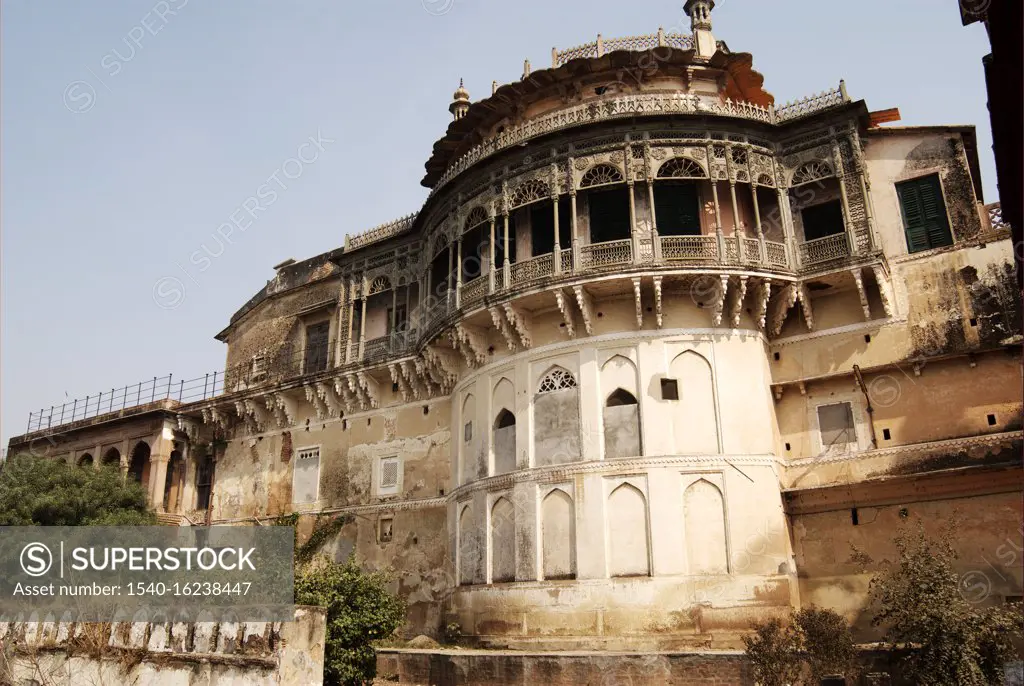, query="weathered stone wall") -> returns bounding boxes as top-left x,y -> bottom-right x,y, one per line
0,607 -> 326,686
